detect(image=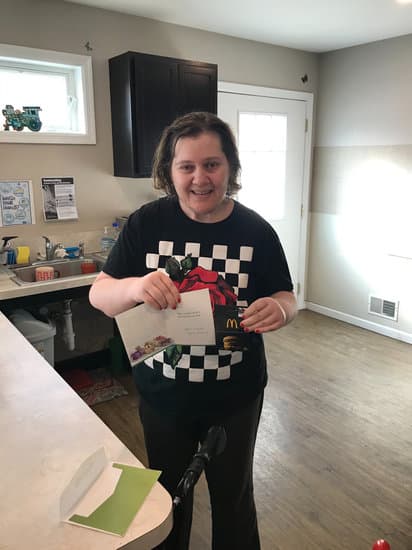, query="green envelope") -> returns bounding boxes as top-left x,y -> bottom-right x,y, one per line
69,463 -> 161,536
